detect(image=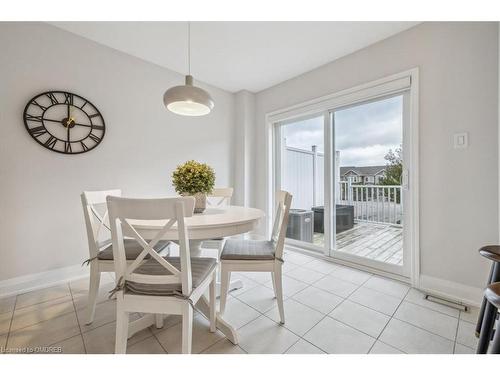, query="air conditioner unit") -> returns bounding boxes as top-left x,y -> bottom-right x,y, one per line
286,209 -> 313,243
